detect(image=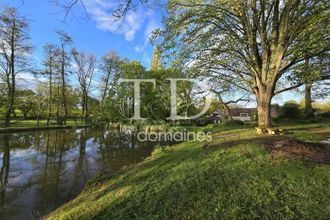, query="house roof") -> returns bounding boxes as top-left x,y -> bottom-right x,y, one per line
229,108 -> 257,116
212,105 -> 280,117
